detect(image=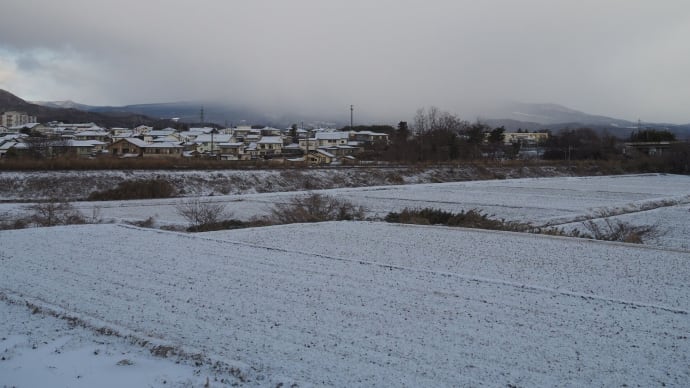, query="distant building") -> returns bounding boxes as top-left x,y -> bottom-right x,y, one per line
1,111 -> 37,128
502,131 -> 549,146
